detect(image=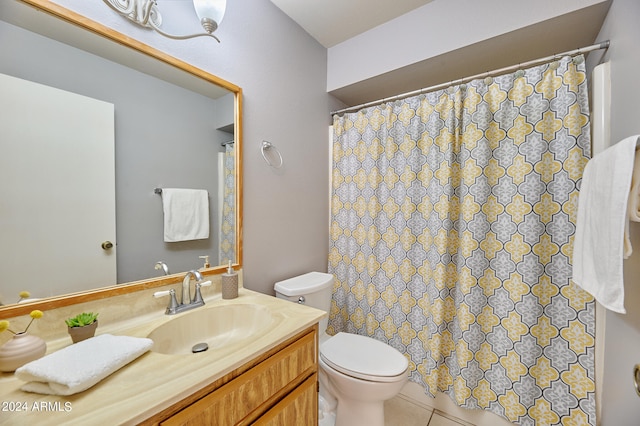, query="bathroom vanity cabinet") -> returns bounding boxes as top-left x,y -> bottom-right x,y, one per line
144,325 -> 318,426
0,289 -> 324,425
